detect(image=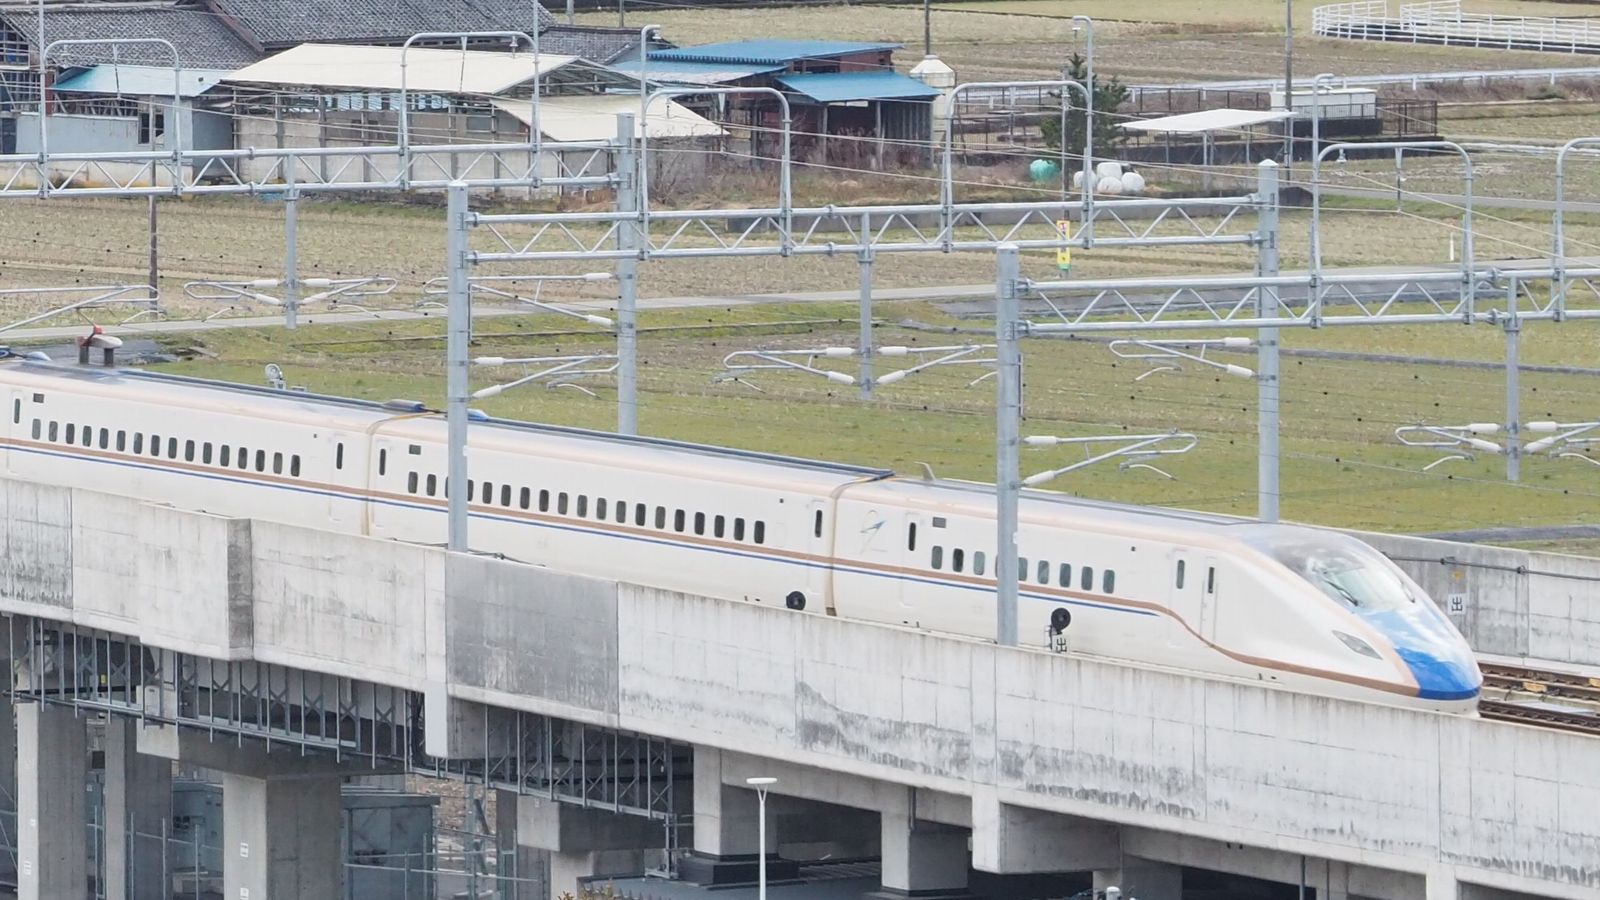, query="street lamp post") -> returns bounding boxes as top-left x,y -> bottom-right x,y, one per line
746,777 -> 777,900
